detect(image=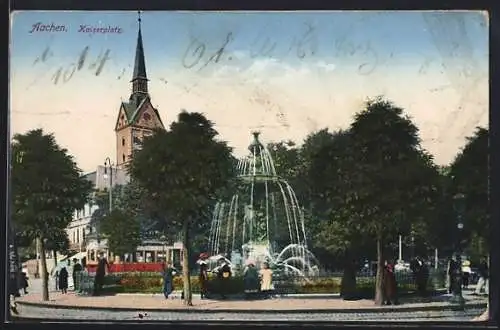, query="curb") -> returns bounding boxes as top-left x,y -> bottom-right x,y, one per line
16,300 -> 487,314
